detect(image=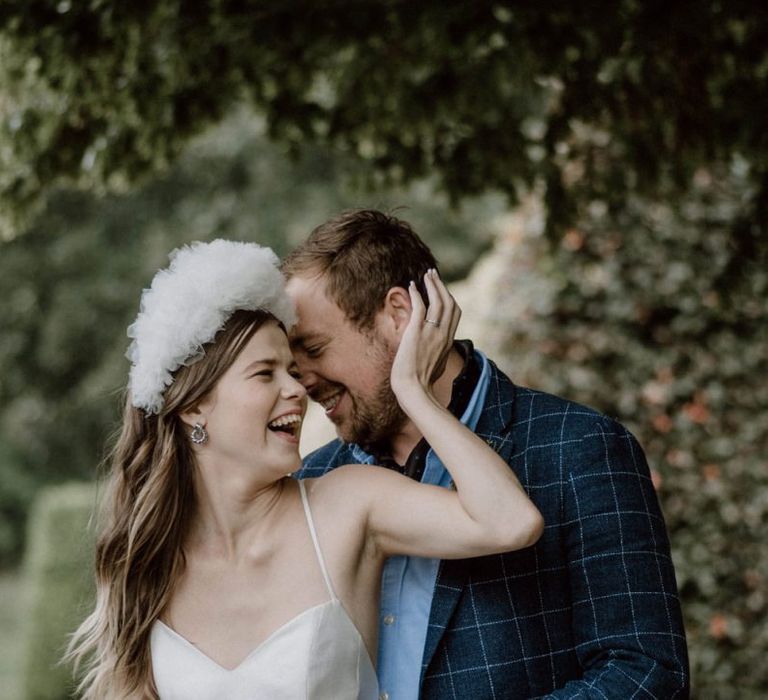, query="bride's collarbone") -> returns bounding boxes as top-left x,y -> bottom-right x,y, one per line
181,532 -> 319,589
